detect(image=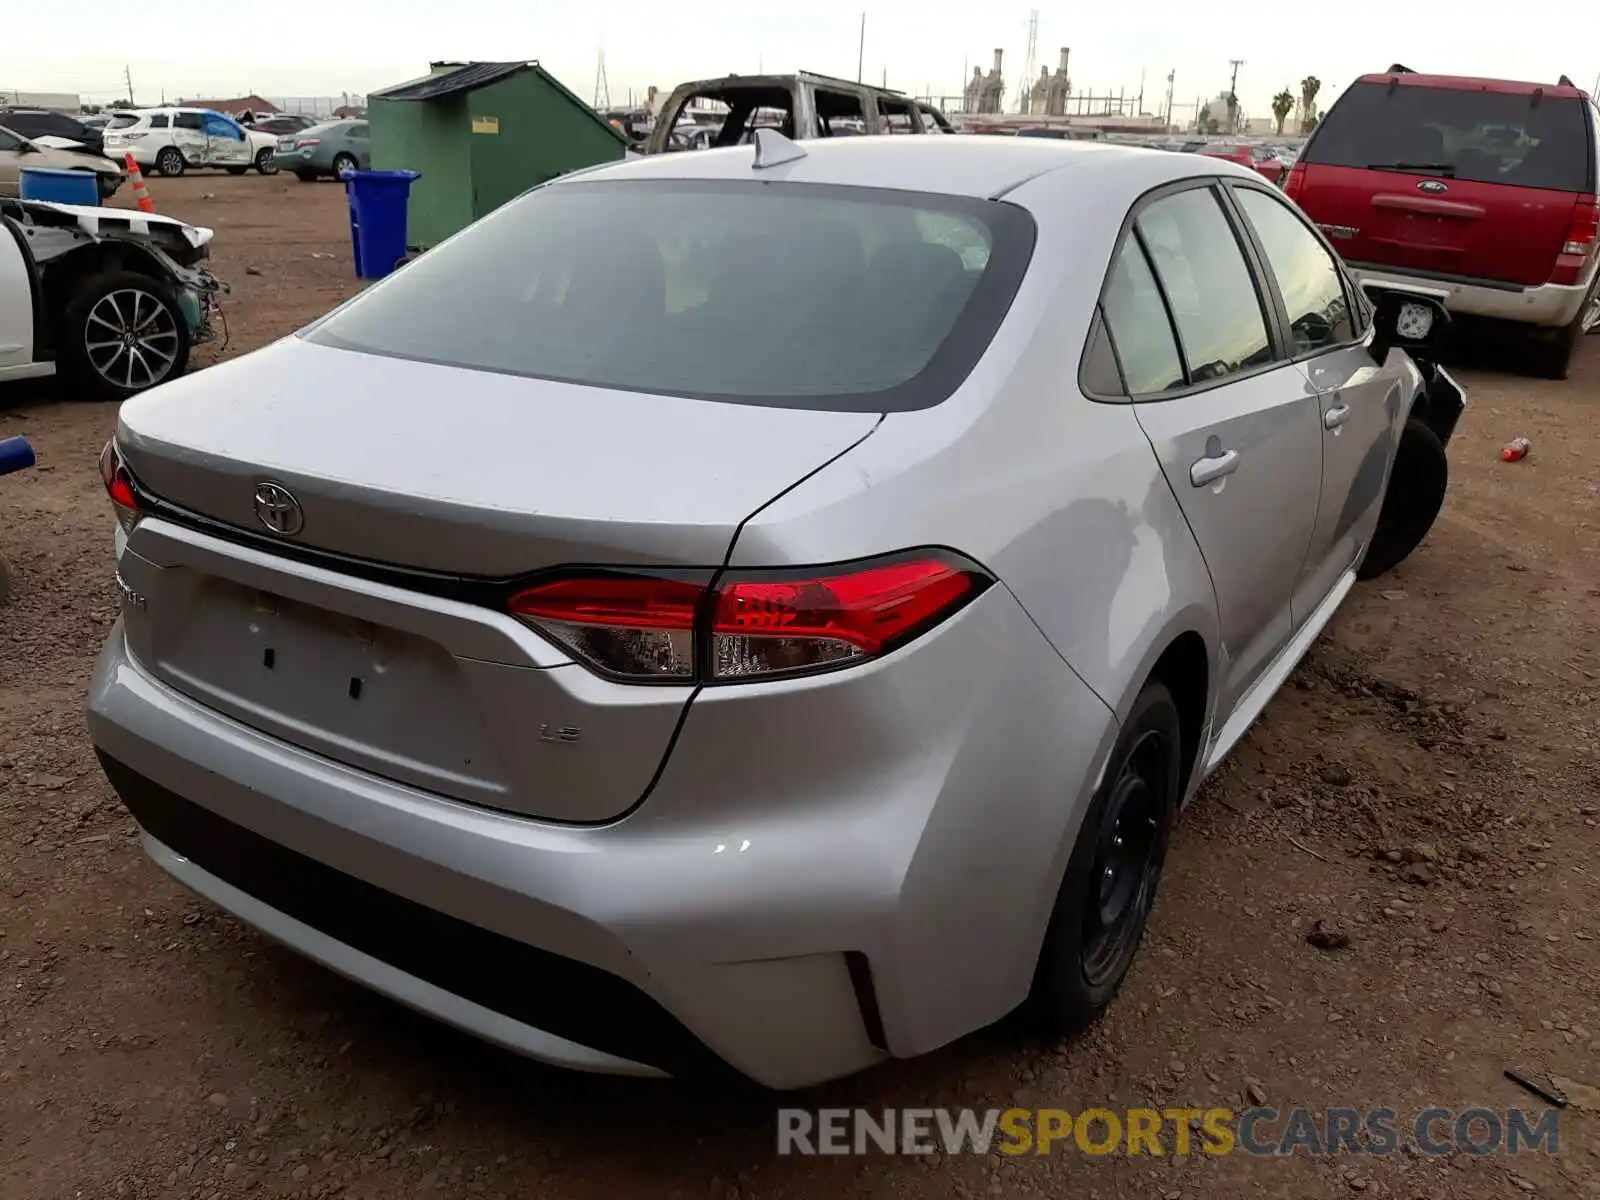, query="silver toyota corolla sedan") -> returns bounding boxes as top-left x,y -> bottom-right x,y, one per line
89,132 -> 1464,1088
